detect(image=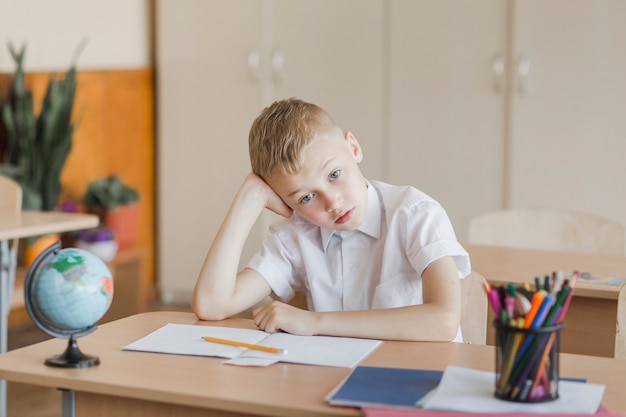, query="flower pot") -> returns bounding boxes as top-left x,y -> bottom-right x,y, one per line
103,204 -> 139,250
75,227 -> 118,262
